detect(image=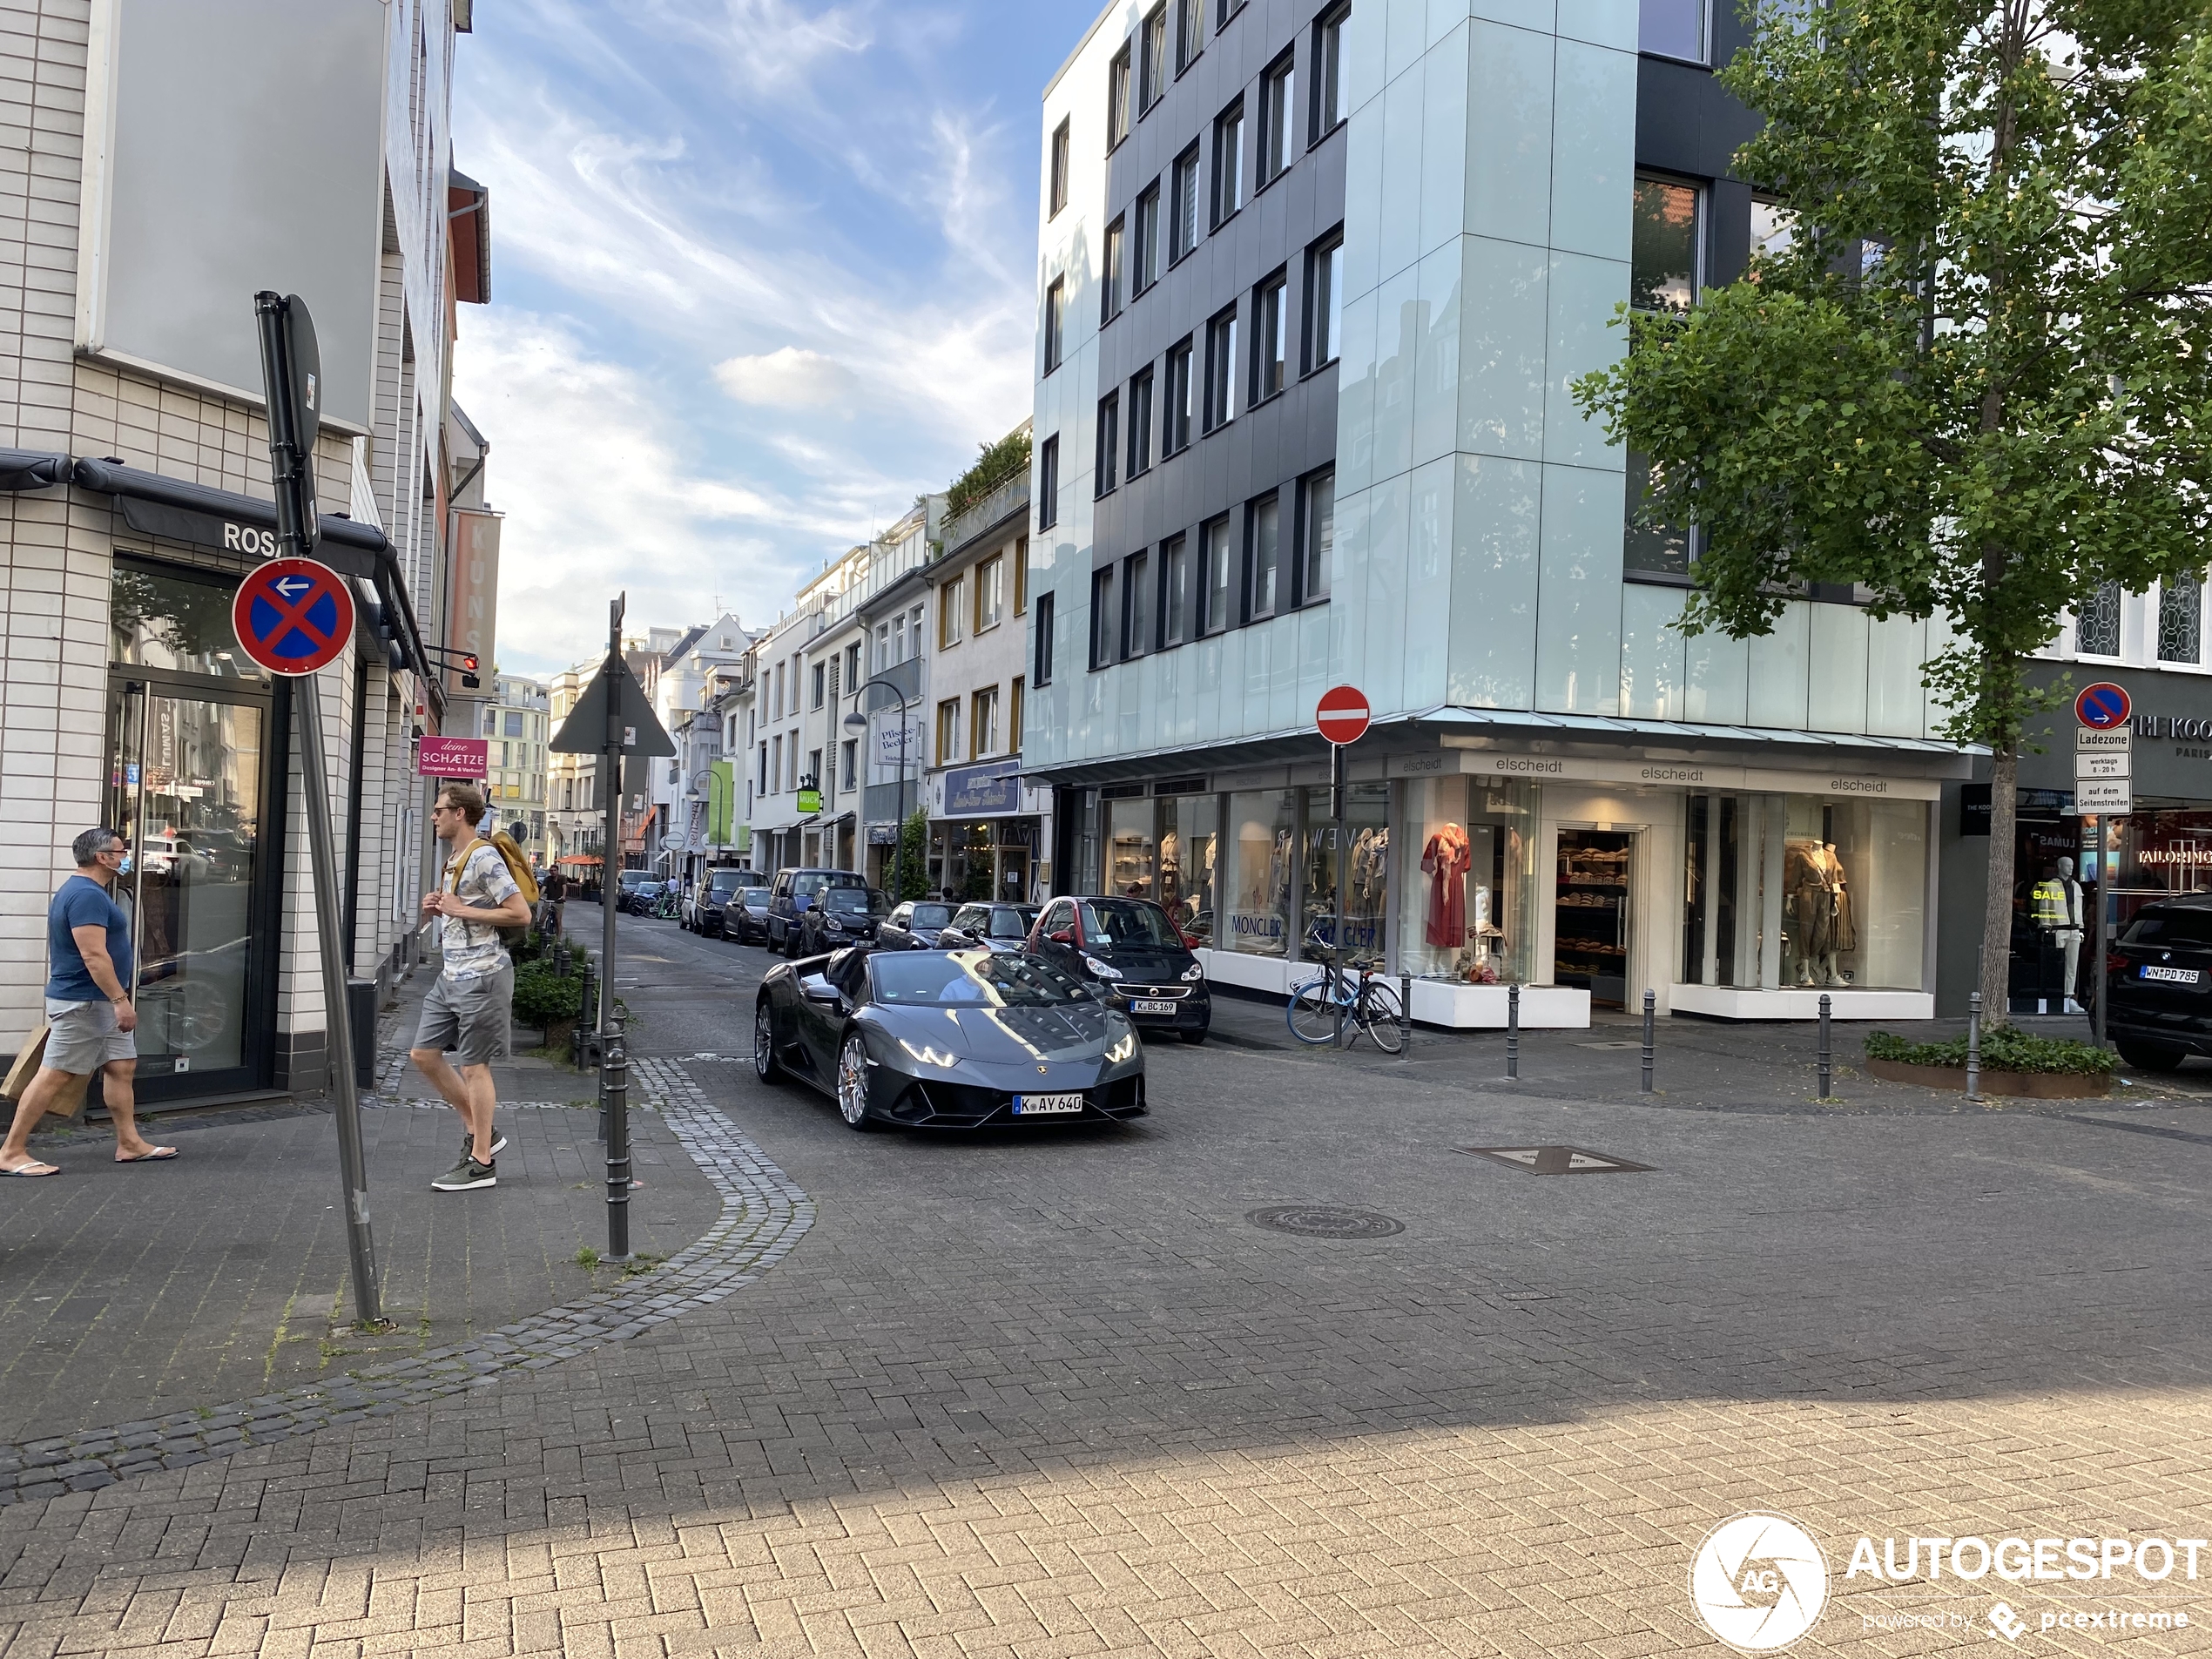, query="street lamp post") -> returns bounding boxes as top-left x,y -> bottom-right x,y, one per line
846,675 -> 914,899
